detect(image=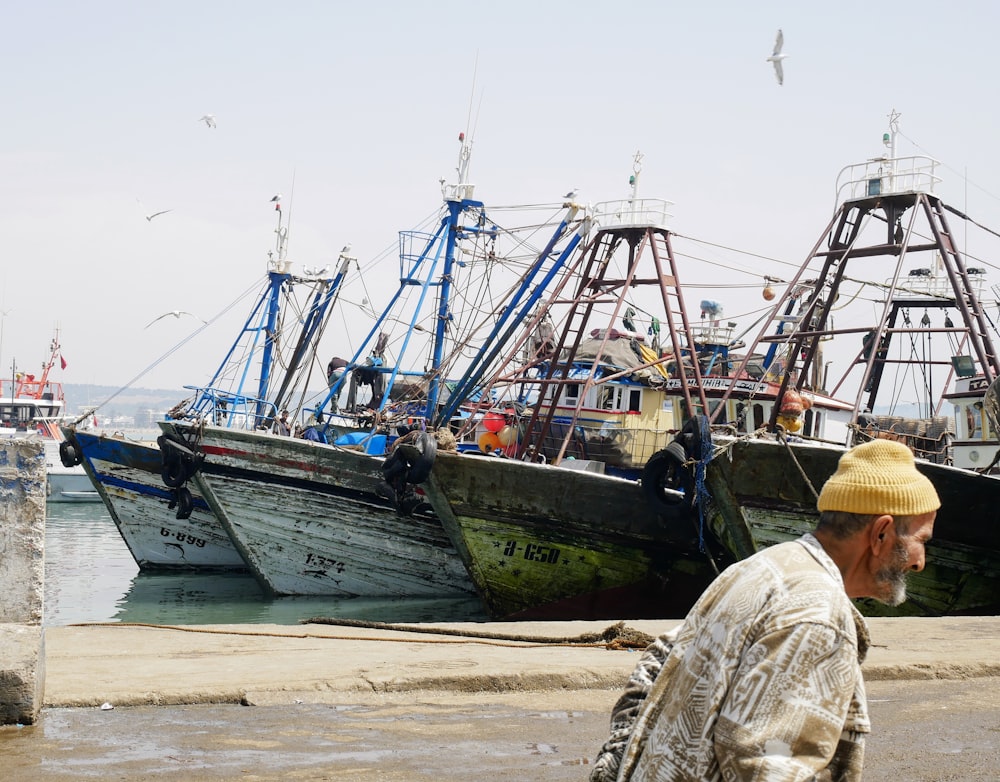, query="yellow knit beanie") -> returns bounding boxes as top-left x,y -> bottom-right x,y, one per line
816,439 -> 940,515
